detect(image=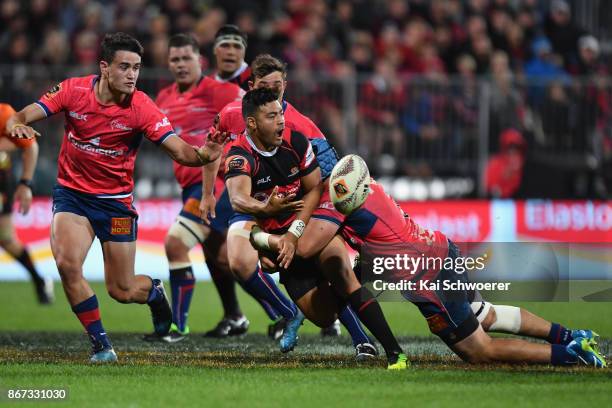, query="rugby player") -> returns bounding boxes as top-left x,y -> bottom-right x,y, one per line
6,33 -> 226,363
200,24 -> 256,337
0,103 -> 53,304
253,157 -> 606,367
150,33 -> 245,342
206,54 -> 377,357
211,24 -> 251,91
224,89 -> 407,368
